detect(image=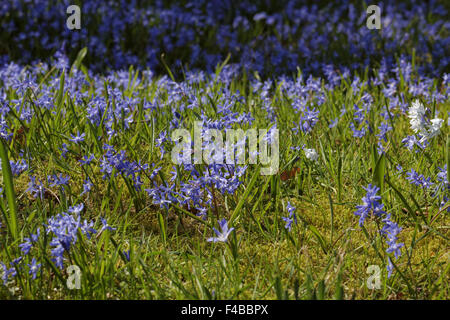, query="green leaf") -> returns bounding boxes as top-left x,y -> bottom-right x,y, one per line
70,47 -> 87,75
317,280 -> 325,300
334,273 -> 344,300
55,69 -> 65,109
385,177 -> 420,229
309,225 -> 328,254
160,53 -> 175,82
274,276 -> 283,300
373,151 -> 385,194
229,166 -> 260,225
0,138 -> 18,240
